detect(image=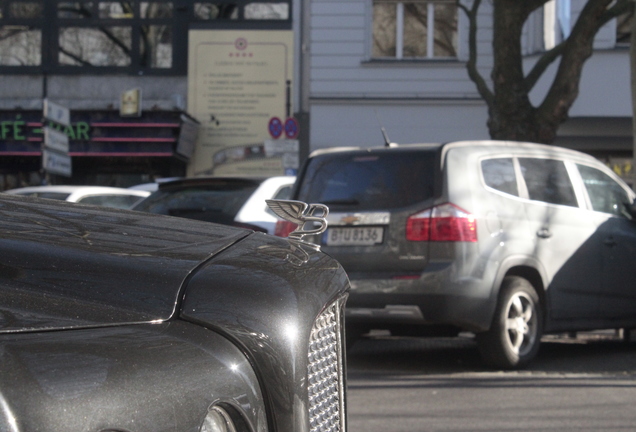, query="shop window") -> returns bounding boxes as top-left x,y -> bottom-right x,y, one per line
0,25 -> 41,65
98,2 -> 134,19
194,3 -> 238,20
59,26 -> 132,66
245,3 -> 288,20
58,2 -> 94,18
141,2 -> 173,18
141,24 -> 172,68
372,0 -> 457,59
9,2 -> 43,18
0,0 -> 291,75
